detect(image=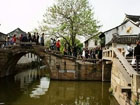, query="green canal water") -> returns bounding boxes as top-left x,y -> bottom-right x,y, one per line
0,68 -> 119,105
